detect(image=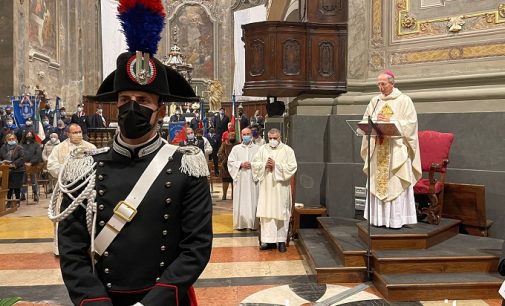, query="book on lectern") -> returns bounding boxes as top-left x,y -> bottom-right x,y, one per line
357,120 -> 402,137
